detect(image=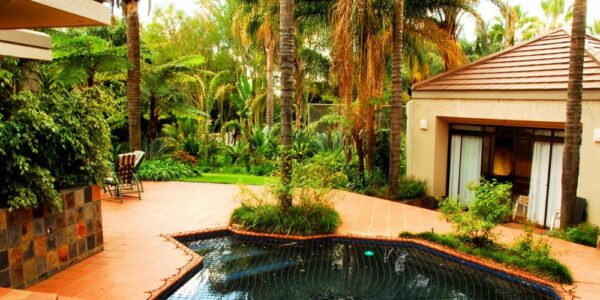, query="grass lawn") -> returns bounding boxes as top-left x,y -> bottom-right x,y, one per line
180,173 -> 276,186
